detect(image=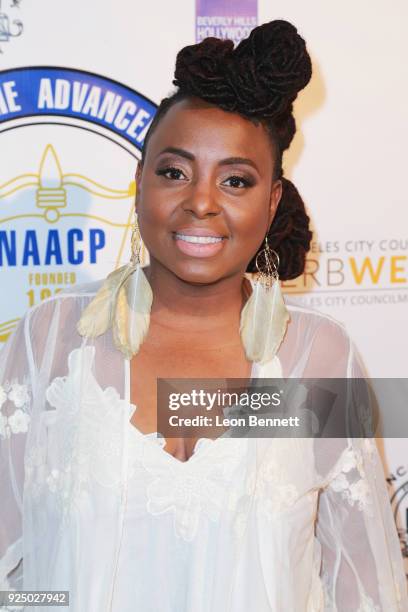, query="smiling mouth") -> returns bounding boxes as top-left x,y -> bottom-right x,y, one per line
174,232 -> 224,244
172,231 -> 227,258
